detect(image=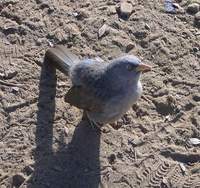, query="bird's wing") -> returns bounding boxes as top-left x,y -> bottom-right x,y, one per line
64,85 -> 104,112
